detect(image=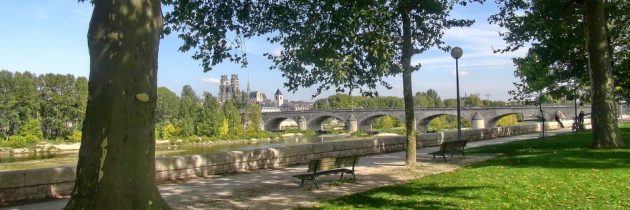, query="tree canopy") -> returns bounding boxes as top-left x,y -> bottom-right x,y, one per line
492,0 -> 625,147
164,0 -> 482,166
